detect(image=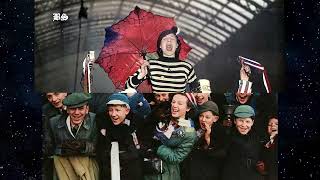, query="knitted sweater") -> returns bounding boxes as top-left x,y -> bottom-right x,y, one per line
125,56 -> 197,92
